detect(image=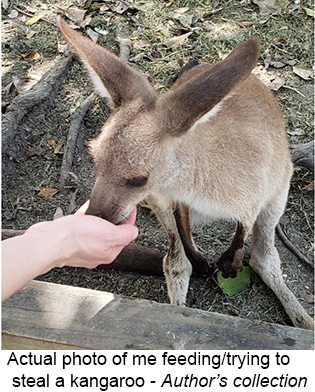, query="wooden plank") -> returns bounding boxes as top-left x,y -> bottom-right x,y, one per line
2,334 -> 84,350
2,281 -> 313,350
